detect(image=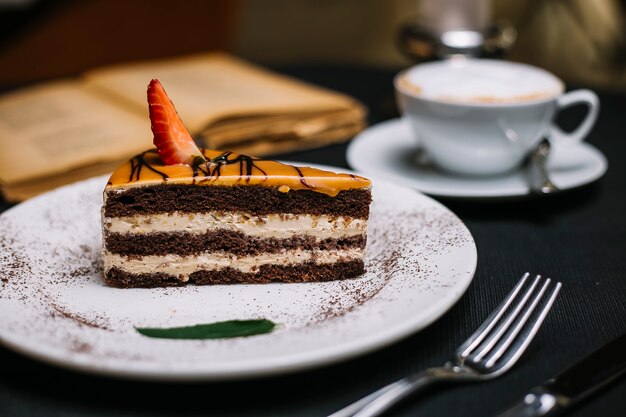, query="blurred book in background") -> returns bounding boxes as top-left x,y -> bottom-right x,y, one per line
0,53 -> 366,201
